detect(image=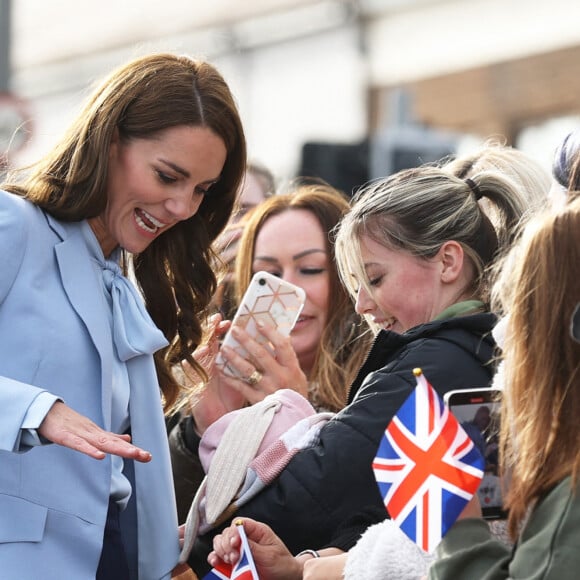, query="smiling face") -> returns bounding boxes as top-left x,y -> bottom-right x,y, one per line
355,235 -> 458,334
252,209 -> 330,376
89,125 -> 227,257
